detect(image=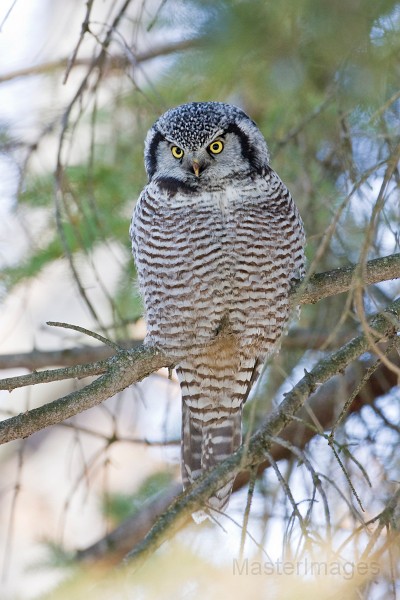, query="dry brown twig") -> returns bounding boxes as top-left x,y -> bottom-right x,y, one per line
352,144 -> 400,378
